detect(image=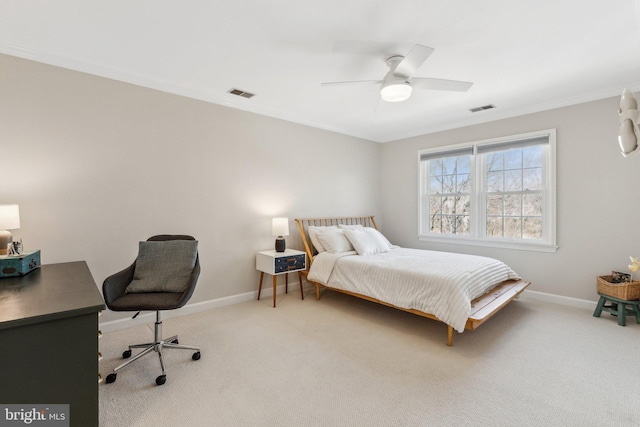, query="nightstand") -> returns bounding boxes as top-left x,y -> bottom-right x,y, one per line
256,249 -> 306,307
